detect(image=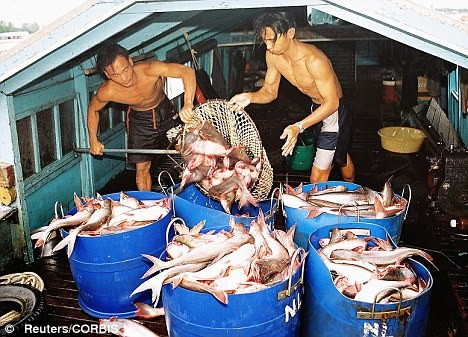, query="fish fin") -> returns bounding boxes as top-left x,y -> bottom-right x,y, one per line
74,193 -> 84,212
170,275 -> 183,289
373,195 -> 386,218
134,302 -> 164,319
141,254 -> 166,278
305,208 -> 322,218
189,220 -> 206,235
